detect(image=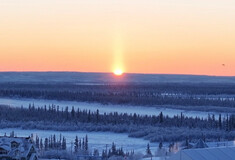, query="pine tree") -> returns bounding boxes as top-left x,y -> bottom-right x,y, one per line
159,141 -> 163,149
65,106 -> 69,120
44,138 -> 49,151
119,147 -> 124,156
36,135 -> 40,148
185,137 -> 189,149
40,138 -> 43,150
53,134 -> 56,149
59,134 -> 62,149
79,138 -> 82,150
76,108 -> 80,118
108,149 -> 111,158
62,137 -> 67,150
219,114 -> 222,129
159,112 -> 164,123
71,106 -> 75,118
74,136 -> 79,153
82,138 -> 85,150
226,114 -> 229,131
146,143 -> 152,156
88,110 -> 91,122
111,142 -> 116,155
85,135 -> 88,151
49,136 -> 52,149
102,150 -> 107,158
93,149 -> 99,156
96,109 -> 99,123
